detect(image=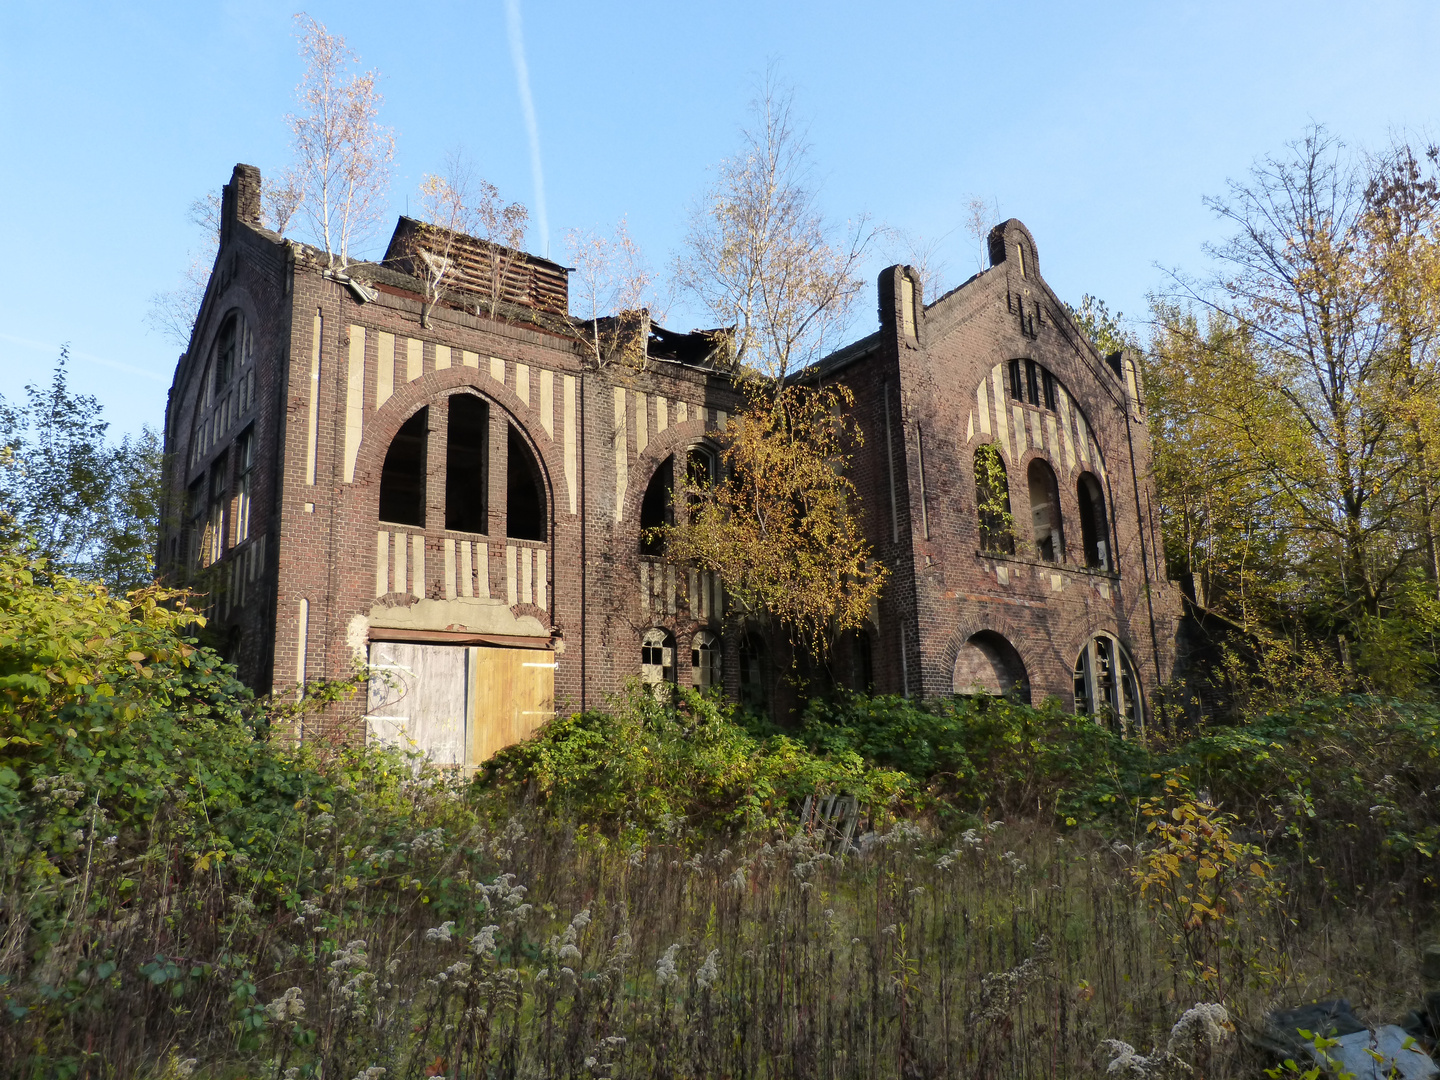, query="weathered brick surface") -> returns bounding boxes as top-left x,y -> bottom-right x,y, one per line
159,170 -> 1178,734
